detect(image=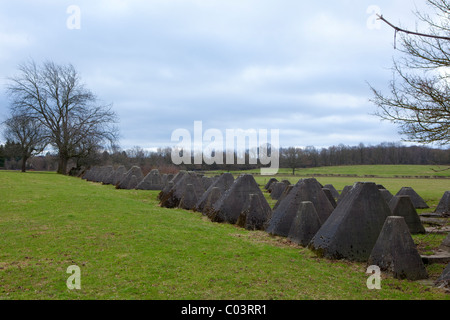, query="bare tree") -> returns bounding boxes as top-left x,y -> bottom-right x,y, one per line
282,147 -> 302,175
3,113 -> 47,172
370,0 -> 450,146
6,60 -> 119,174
